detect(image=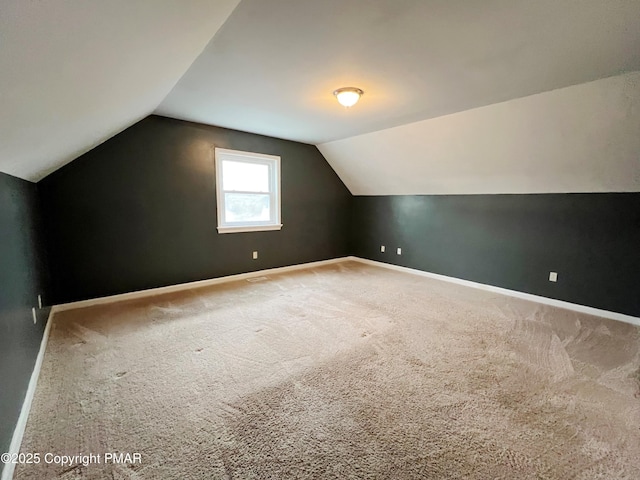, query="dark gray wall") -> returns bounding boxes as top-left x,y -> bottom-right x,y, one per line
39,115 -> 352,304
0,173 -> 50,457
351,194 -> 640,317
